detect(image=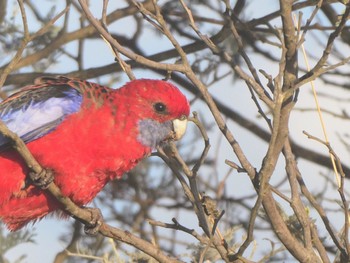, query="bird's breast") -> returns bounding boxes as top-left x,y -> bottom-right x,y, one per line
25,106 -> 151,204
